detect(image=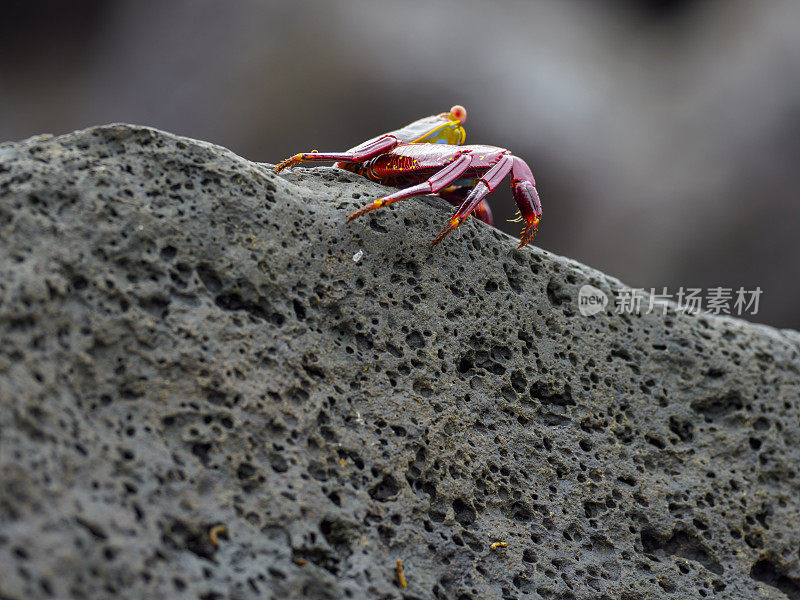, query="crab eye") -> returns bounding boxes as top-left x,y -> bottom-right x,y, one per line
449,105 -> 467,124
